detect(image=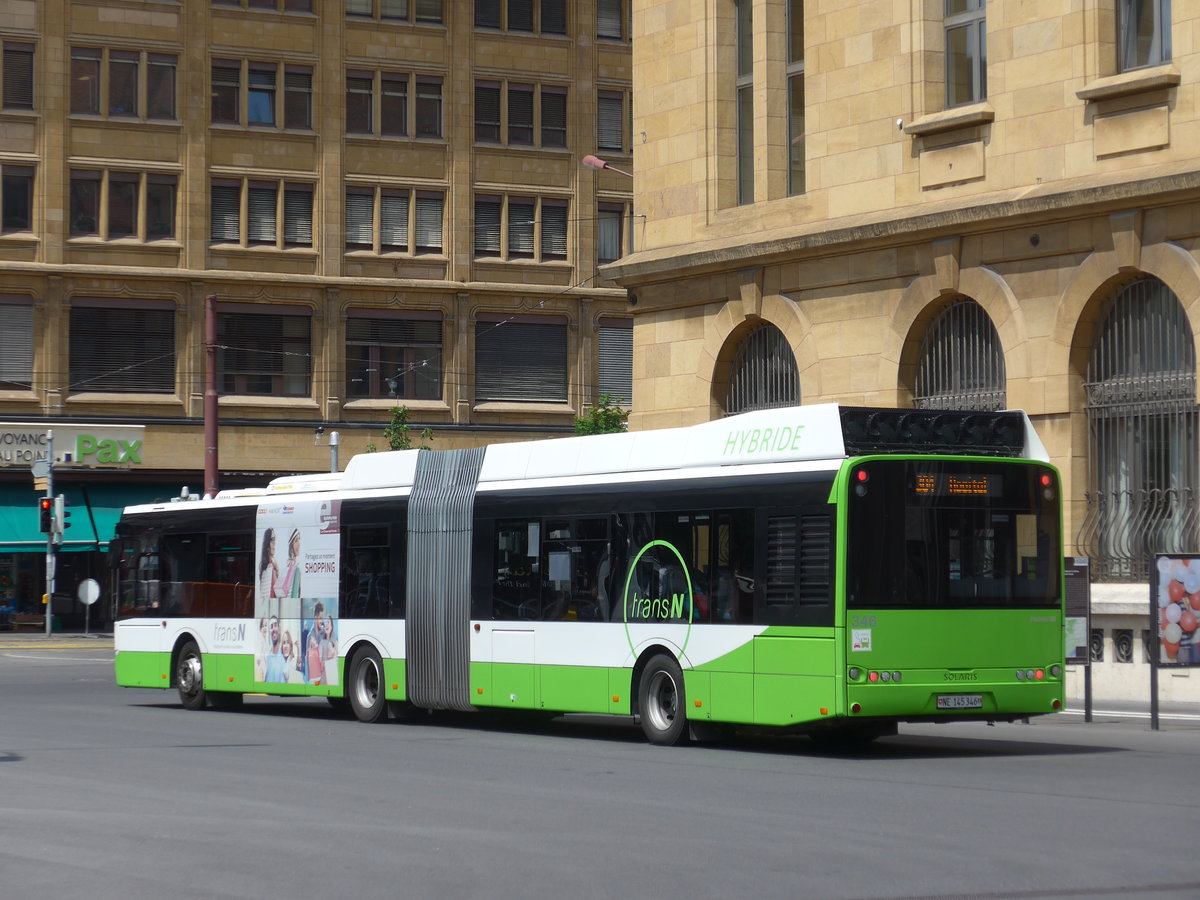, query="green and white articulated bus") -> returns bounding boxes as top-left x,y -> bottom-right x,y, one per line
112,404 -> 1065,745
